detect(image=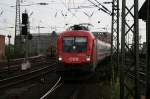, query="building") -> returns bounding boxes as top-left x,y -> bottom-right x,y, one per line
0,35 -> 5,61
30,33 -> 49,53
16,32 -> 57,56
